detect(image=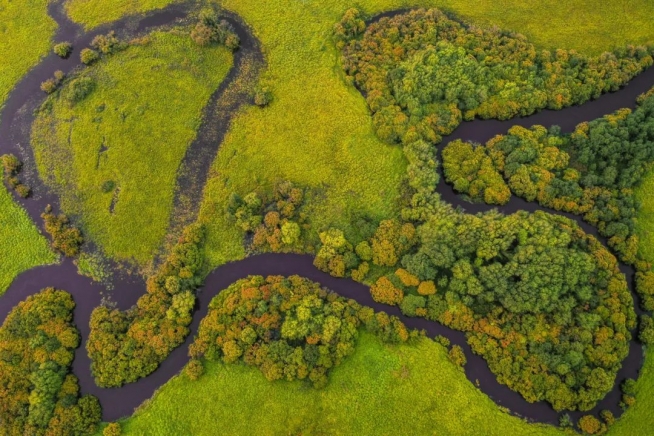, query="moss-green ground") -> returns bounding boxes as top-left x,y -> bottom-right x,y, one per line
0,185 -> 57,295
113,332 -> 564,436
31,31 -> 233,264
0,0 -> 58,295
0,0 -> 56,109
